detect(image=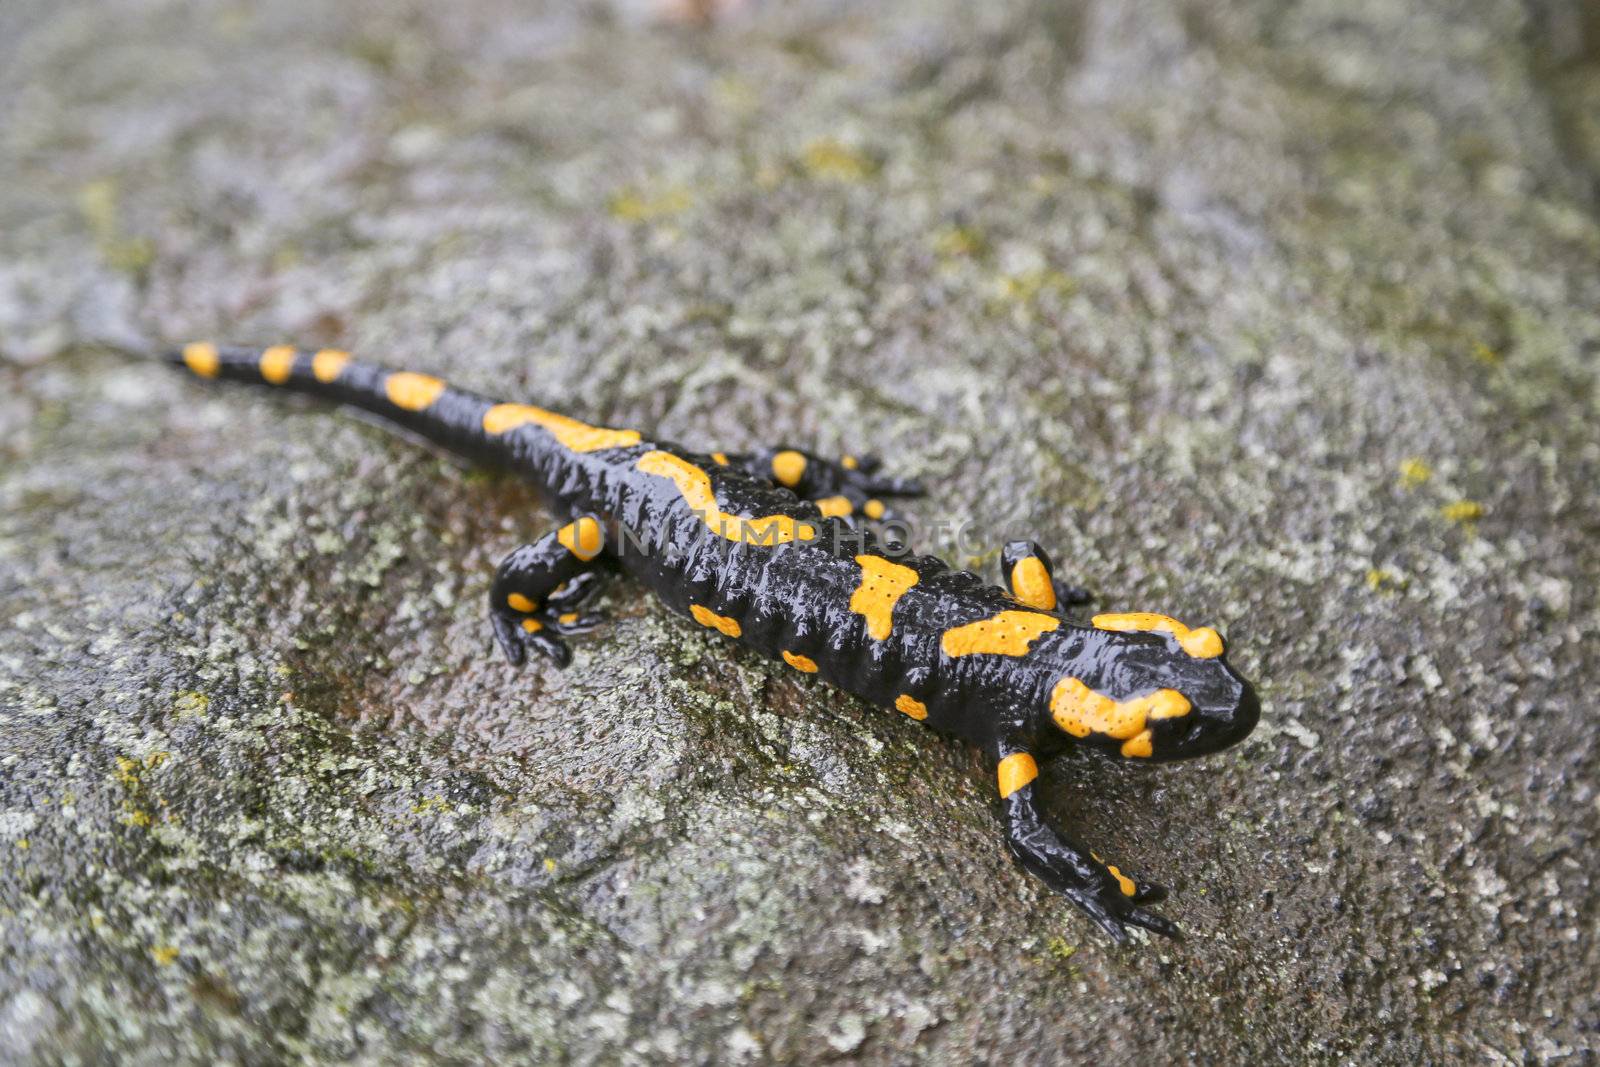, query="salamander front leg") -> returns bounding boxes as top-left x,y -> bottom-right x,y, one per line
995,749 -> 1177,944
488,516 -> 607,669
725,446 -> 924,522
1001,540 -> 1091,610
